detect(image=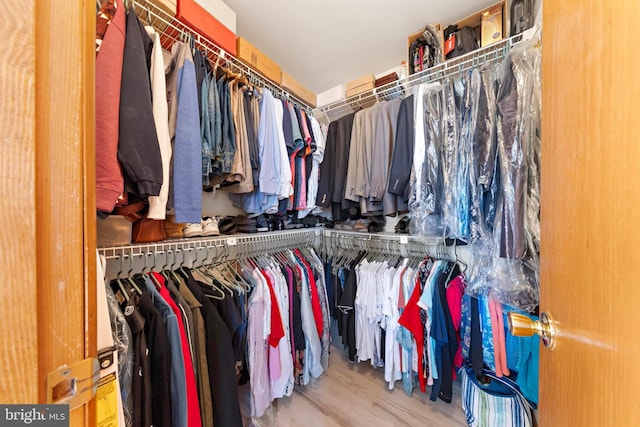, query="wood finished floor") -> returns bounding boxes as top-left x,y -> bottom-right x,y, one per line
239,348 -> 467,427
